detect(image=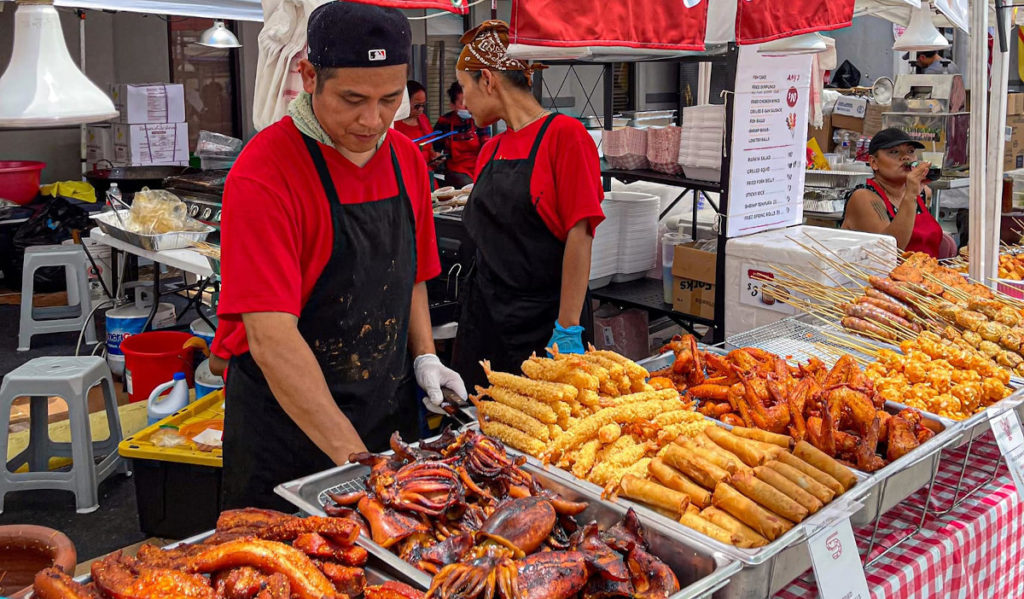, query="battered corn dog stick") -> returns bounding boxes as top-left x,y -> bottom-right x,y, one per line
481,360 -> 578,402
753,464 -> 824,514
793,441 -> 858,491
700,506 -> 769,548
678,511 -> 736,545
730,426 -> 792,449
712,483 -> 793,541
704,426 -> 769,467
728,469 -> 809,523
765,461 -> 835,504
620,474 -> 690,516
649,458 -> 712,508
776,452 -> 845,496
480,421 -> 545,456
472,398 -> 549,441
477,385 -> 558,424
663,445 -> 729,489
